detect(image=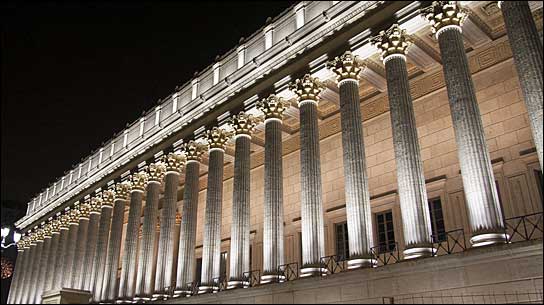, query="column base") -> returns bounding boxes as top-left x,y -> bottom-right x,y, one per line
470,233 -> 509,247
133,295 -> 152,302
227,280 -> 248,289
403,247 -> 435,260
300,267 -> 328,278
347,258 -> 377,269
260,274 -> 286,284
198,285 -> 219,294
115,298 -> 134,304
173,286 -> 194,297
